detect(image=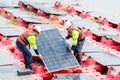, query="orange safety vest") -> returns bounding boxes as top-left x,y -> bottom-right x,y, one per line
17,30 -> 33,46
